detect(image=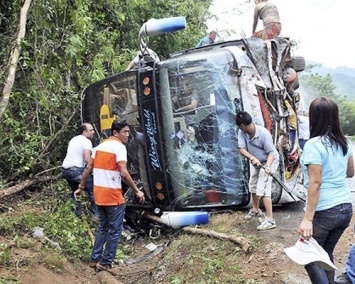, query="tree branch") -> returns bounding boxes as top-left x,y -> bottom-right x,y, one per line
0,173 -> 62,199
35,103 -> 80,163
